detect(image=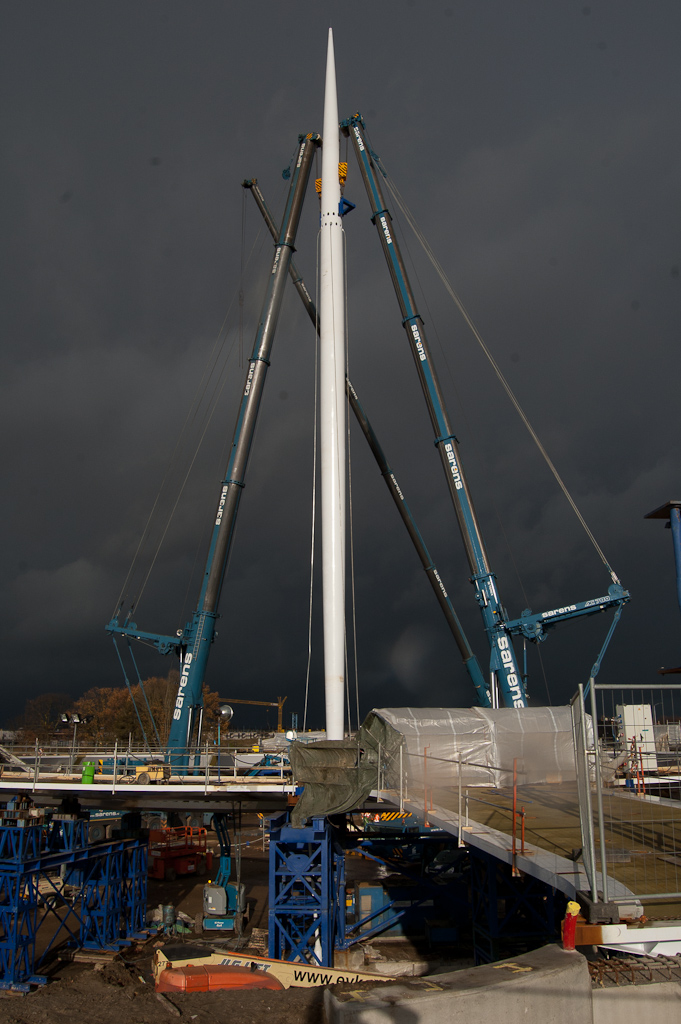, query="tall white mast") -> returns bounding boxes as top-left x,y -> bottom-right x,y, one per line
320,28 -> 346,741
